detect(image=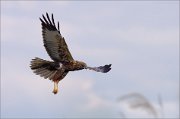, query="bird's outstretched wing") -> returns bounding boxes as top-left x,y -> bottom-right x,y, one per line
87,64 -> 111,73
39,13 -> 73,63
